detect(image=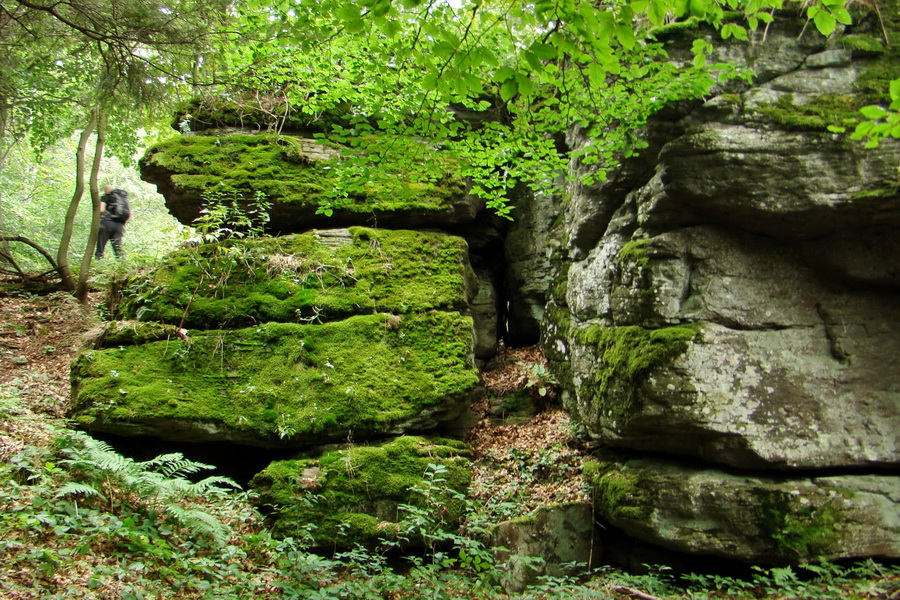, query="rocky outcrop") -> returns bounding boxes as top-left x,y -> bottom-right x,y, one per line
590,459 -> 900,565
250,436 -> 472,548
140,134 -> 483,232
545,12 -> 900,564
492,503 -> 598,592
71,228 -> 482,447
